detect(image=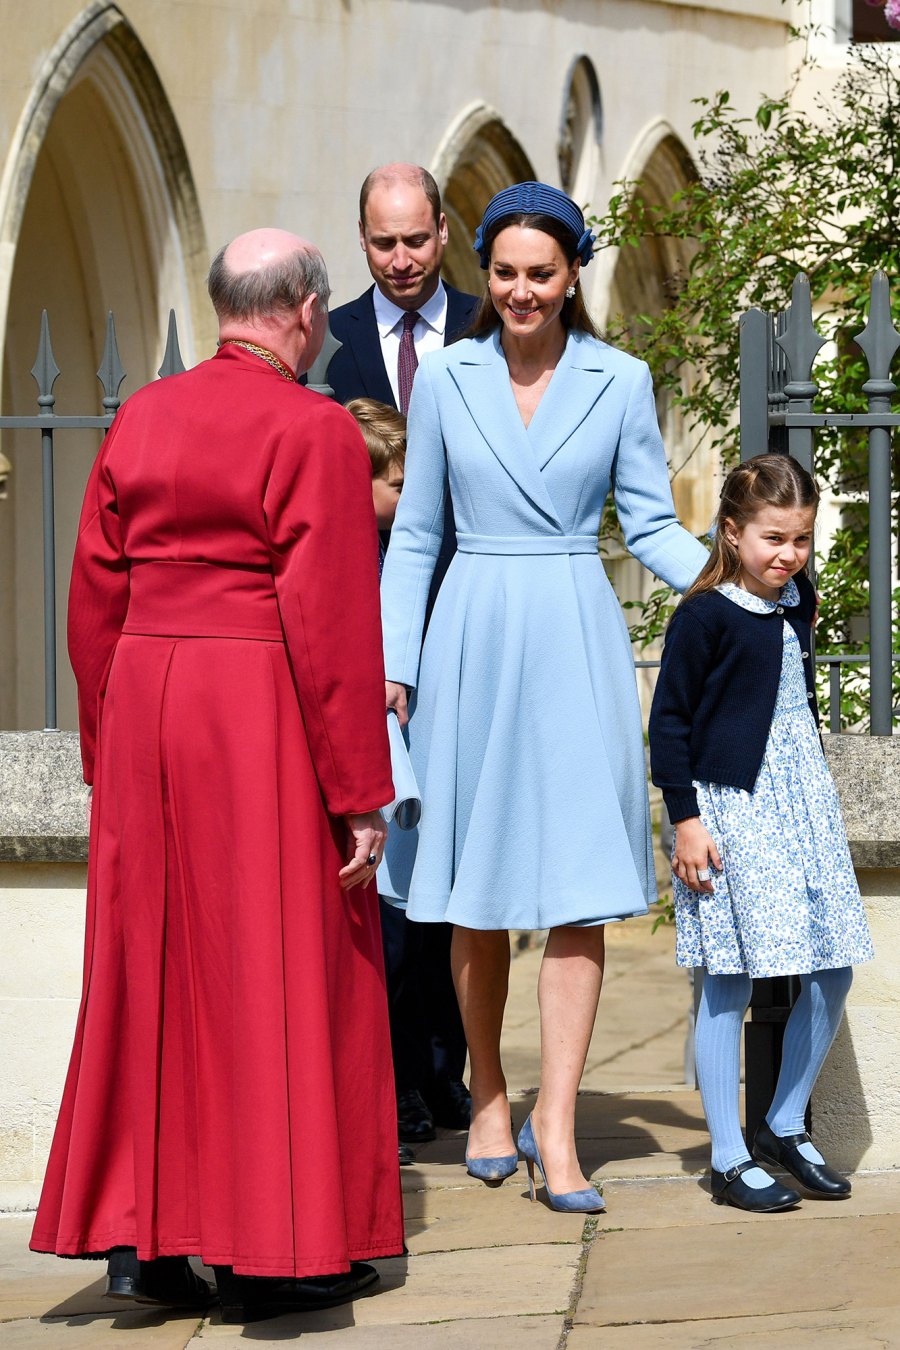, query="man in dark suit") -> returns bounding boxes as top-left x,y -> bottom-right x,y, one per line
313,162 -> 478,409
309,164 -> 478,1153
